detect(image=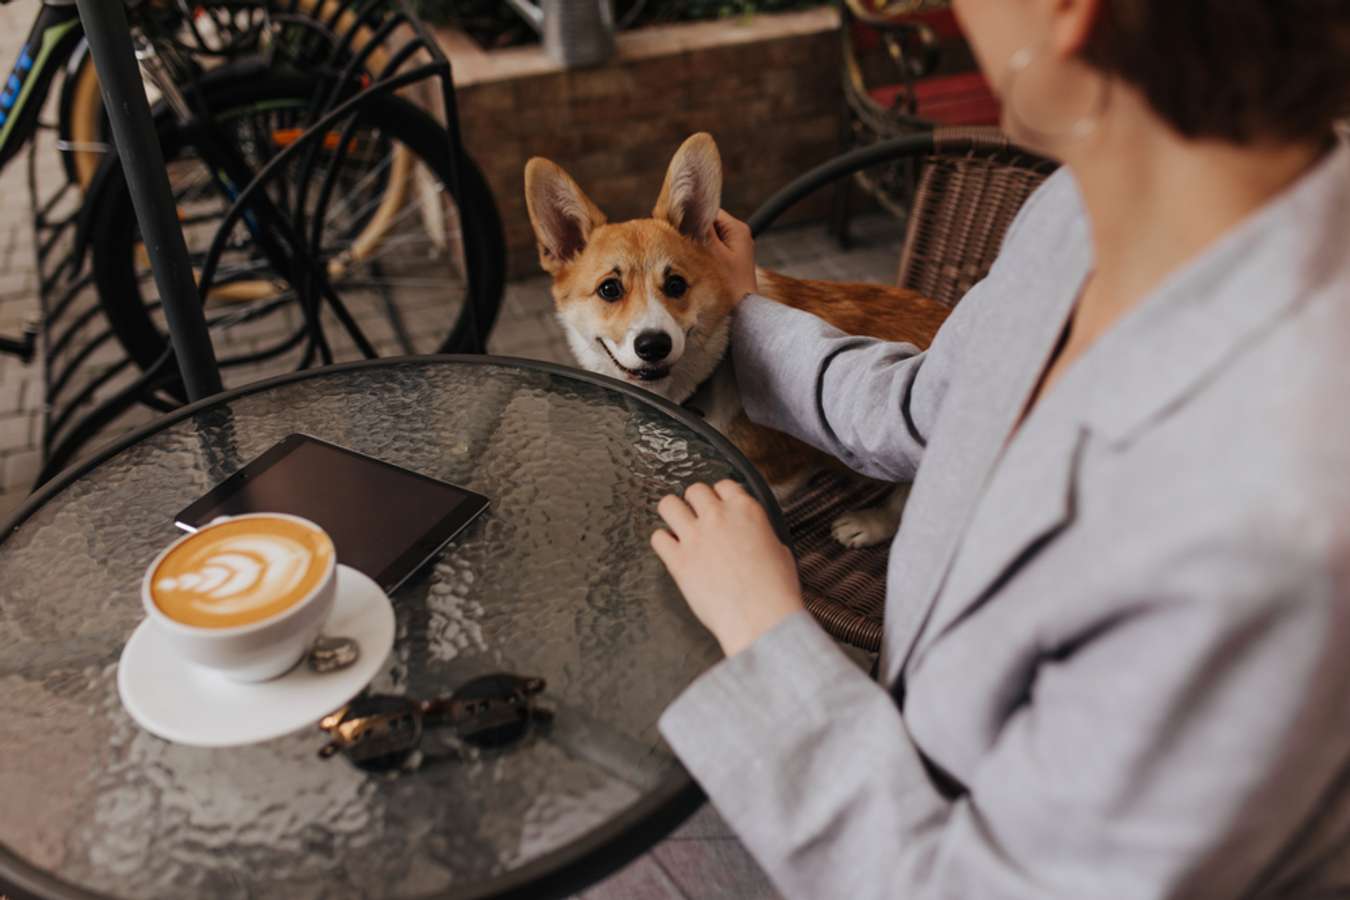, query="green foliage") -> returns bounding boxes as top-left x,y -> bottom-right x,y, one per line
414,0 -> 827,49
